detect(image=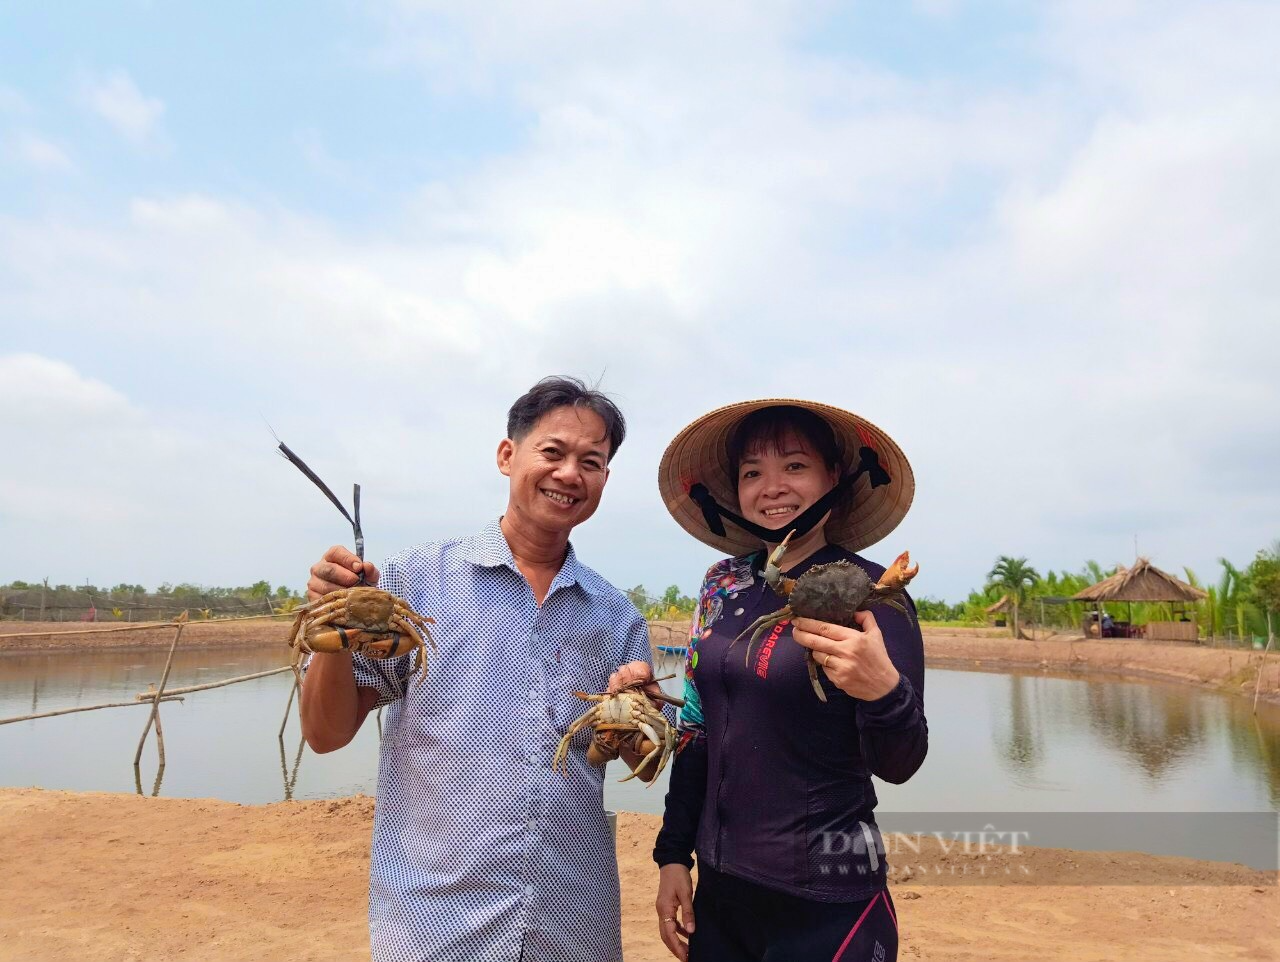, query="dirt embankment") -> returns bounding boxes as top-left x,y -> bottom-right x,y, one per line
922,629 -> 1280,705
0,619 -> 292,652
0,789 -> 1274,962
